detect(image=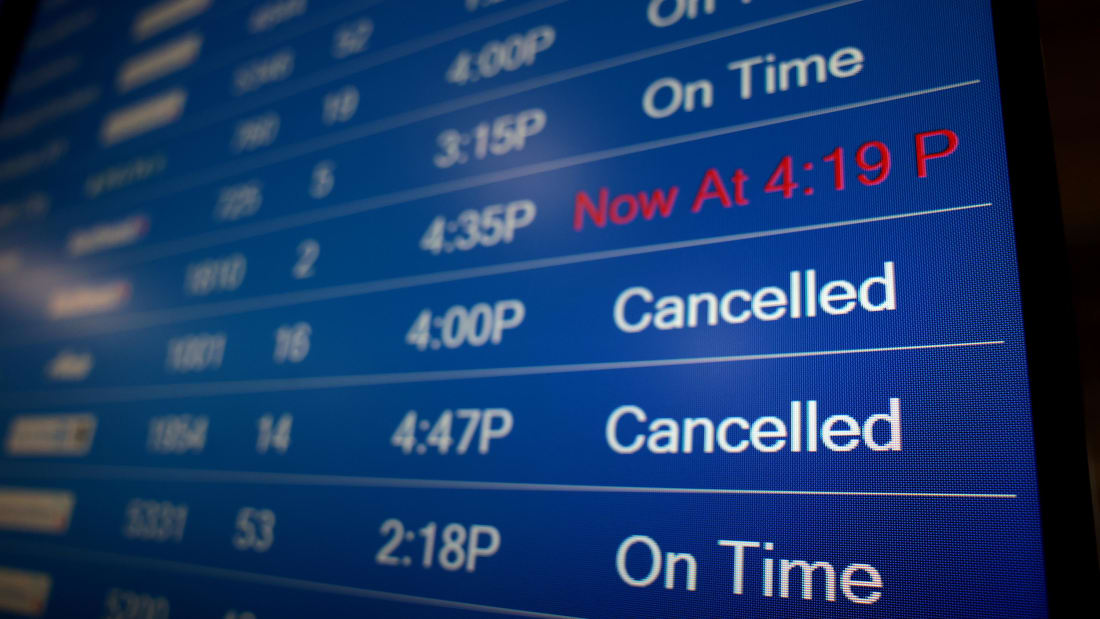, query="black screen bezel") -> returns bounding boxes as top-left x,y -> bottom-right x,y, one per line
989,0 -> 1097,611
0,1 -> 39,114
